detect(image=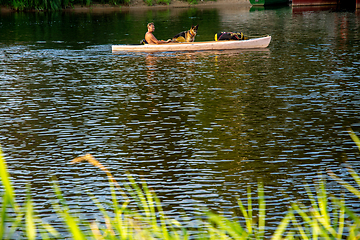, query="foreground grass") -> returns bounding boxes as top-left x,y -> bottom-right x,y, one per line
1,129 -> 360,239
